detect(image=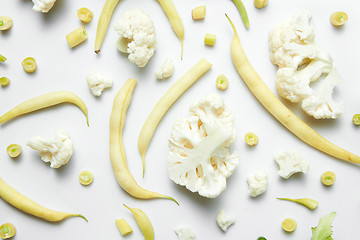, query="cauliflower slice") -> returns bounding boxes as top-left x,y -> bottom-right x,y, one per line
274,151 -> 309,179
168,94 -> 239,198
114,9 -> 156,68
216,210 -> 235,232
175,226 -> 196,240
247,170 -> 268,197
27,130 -> 73,168
155,57 -> 174,80
32,0 -> 56,13
302,68 -> 344,119
86,70 -> 113,96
